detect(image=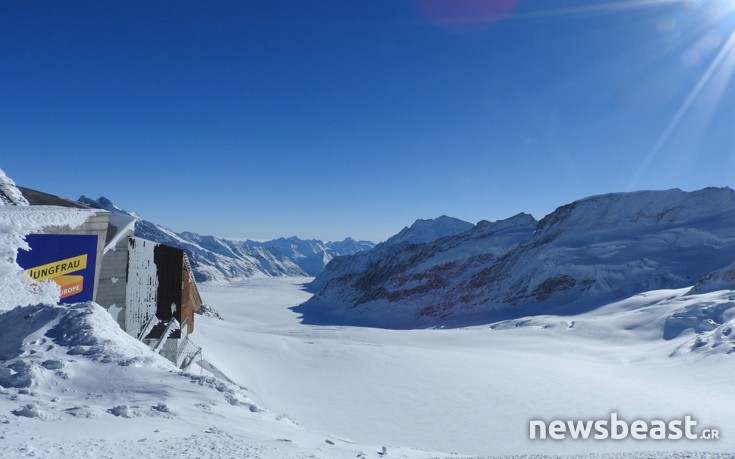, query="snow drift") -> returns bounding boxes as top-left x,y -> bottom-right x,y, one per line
0,300 -> 401,458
